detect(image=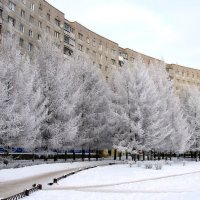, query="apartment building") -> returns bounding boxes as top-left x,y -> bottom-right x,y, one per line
70,21 -> 119,80
0,0 -> 64,53
167,64 -> 200,91
0,0 -> 200,89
